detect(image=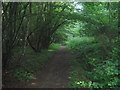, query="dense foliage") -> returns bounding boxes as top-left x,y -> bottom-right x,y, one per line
2,2 -> 75,68
2,2 -> 120,88
67,2 -> 120,88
